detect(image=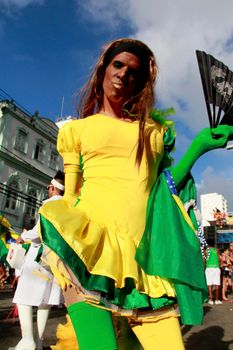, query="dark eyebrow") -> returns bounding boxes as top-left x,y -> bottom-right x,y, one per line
112,59 -> 140,73
112,59 -> 124,67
